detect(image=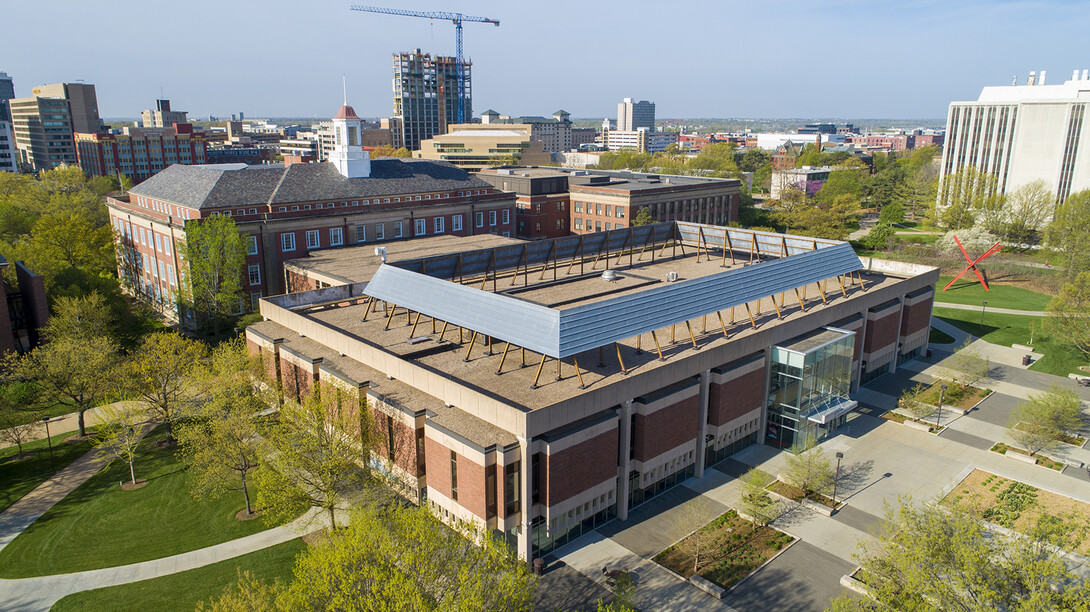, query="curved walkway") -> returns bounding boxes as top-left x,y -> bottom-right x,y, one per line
0,508 -> 323,612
